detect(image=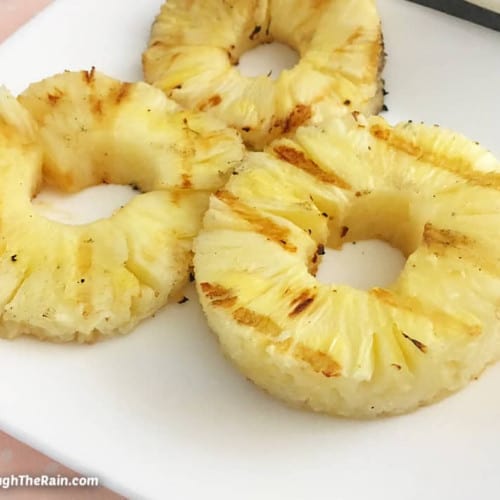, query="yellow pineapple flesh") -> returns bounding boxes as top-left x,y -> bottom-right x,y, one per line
0,70 -> 243,342
194,113 -> 500,417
